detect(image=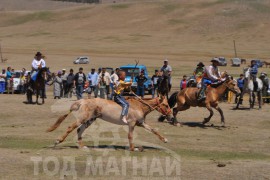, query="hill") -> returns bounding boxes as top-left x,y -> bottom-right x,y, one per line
0,0 -> 270,73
